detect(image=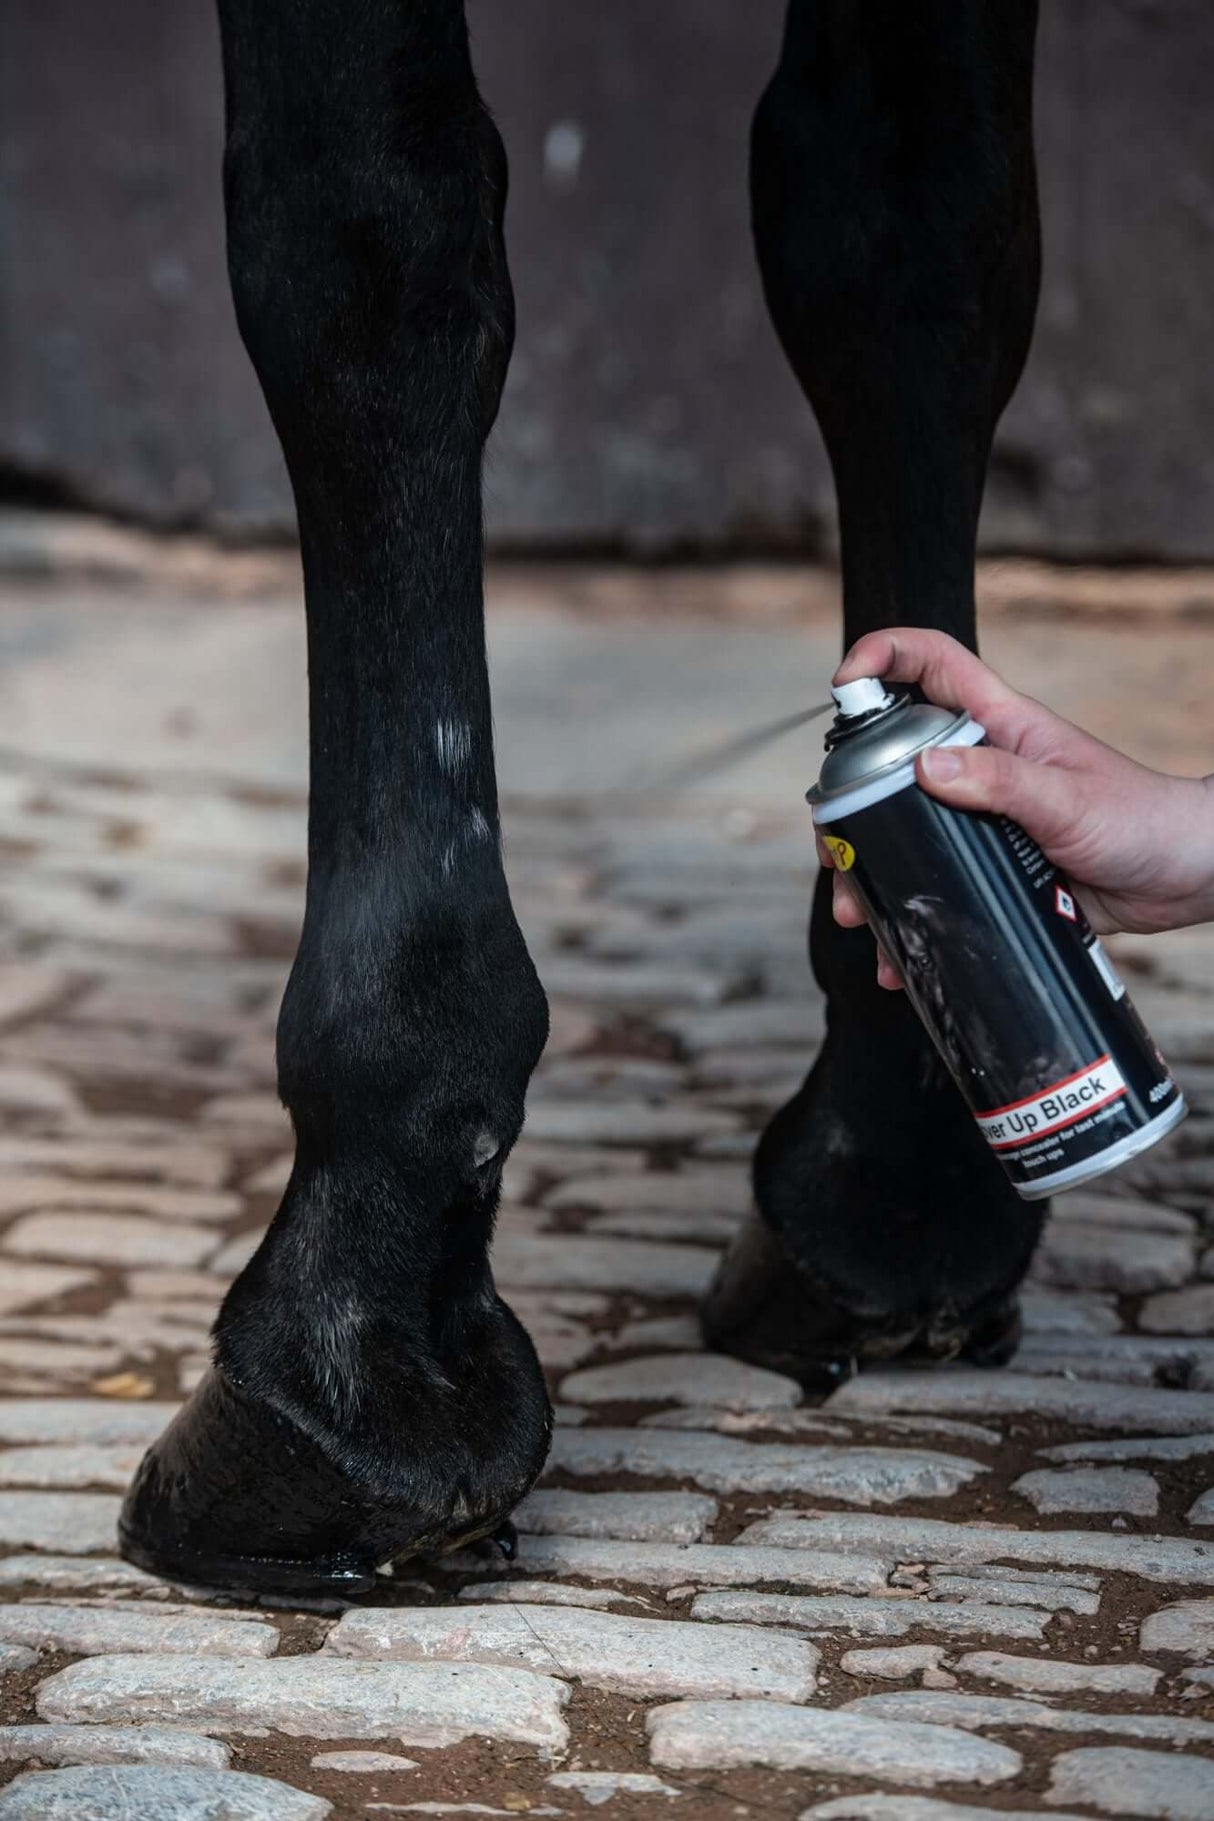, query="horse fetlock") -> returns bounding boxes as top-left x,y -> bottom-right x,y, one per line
275,907 -> 549,1169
